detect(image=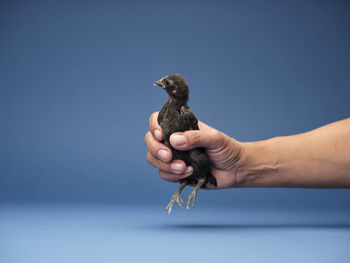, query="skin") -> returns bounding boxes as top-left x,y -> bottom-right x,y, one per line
145,112 -> 350,188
